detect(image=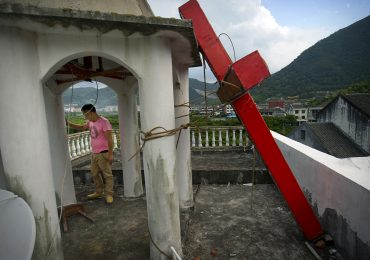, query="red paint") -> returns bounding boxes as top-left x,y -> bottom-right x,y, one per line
179,0 -> 324,240
230,51 -> 271,90
179,0 -> 231,81
232,93 -> 323,240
